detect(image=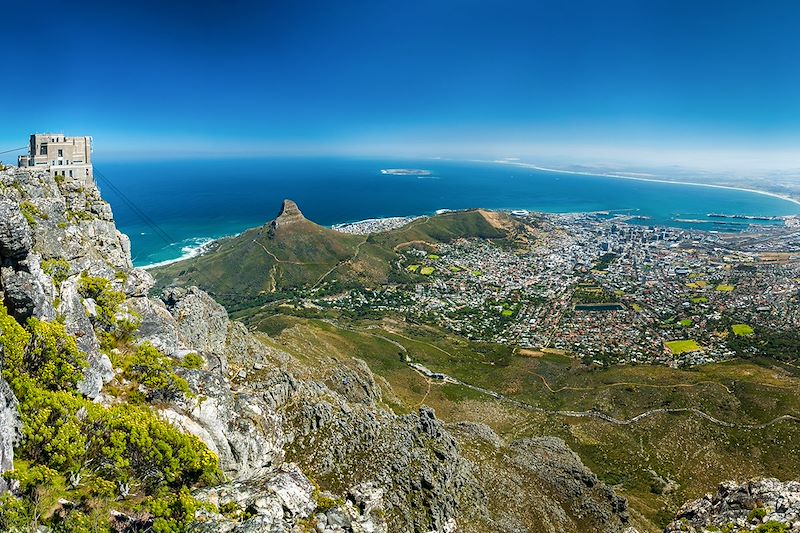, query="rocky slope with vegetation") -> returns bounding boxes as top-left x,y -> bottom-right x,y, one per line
0,167 -> 635,531
665,478 -> 800,532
